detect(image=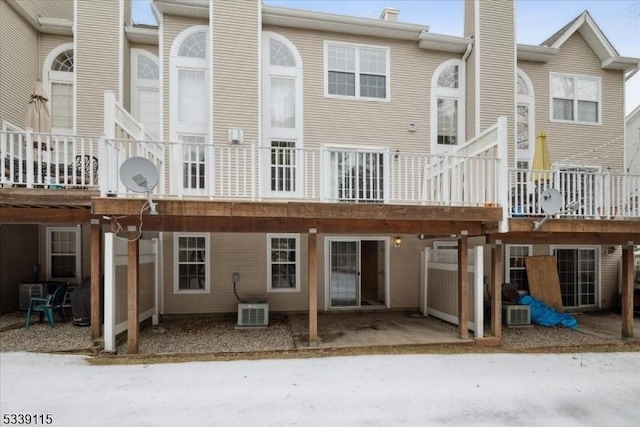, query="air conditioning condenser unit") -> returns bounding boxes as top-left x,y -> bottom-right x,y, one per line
503,304 -> 531,327
237,299 -> 269,327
